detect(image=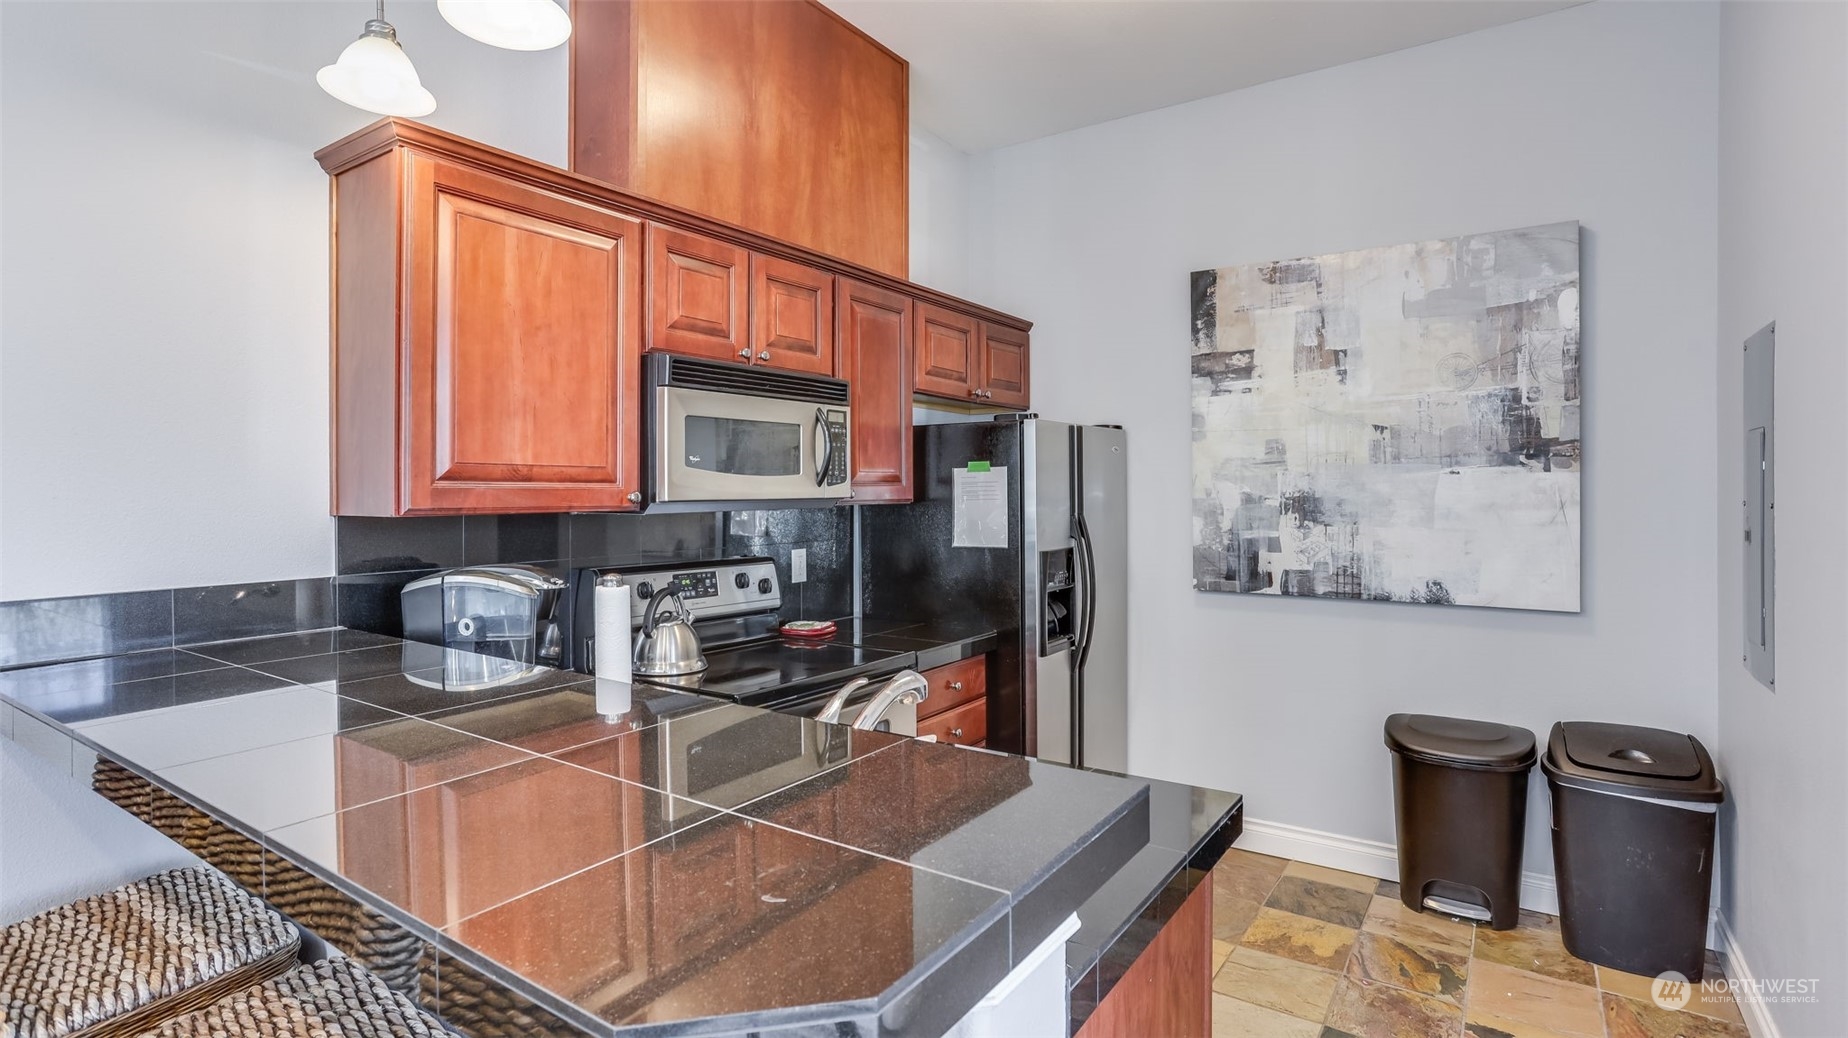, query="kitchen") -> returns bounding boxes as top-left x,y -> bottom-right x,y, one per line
0,2 -> 1843,1038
